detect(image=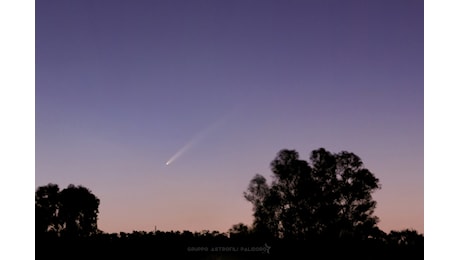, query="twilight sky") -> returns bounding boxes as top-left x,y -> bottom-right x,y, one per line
36,0 -> 423,234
